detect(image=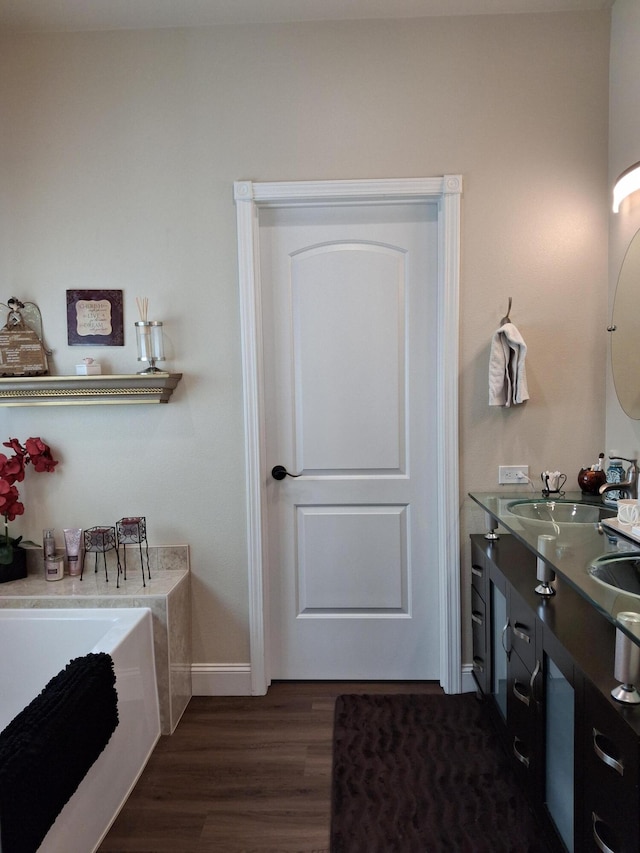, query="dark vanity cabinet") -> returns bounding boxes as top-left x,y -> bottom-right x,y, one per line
470,547 -> 490,695
472,538 -> 540,796
470,534 -> 640,853
506,581 -> 540,796
583,678 -> 640,853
